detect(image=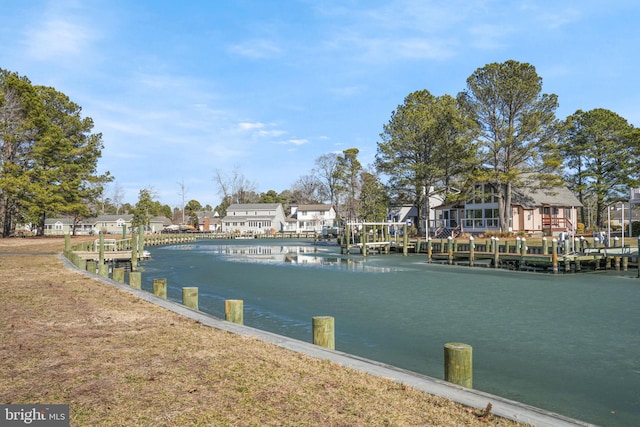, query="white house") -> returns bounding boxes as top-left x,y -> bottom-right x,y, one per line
221,203 -> 286,235
286,204 -> 337,234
